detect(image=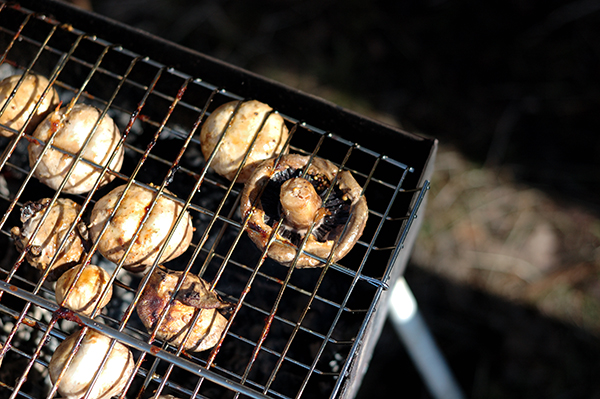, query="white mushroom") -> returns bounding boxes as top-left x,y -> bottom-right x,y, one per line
200,100 -> 289,183
55,264 -> 113,317
88,184 -> 194,272
137,269 -> 229,352
10,198 -> 87,279
0,73 -> 59,137
28,103 -> 124,194
48,329 -> 134,399
240,154 -> 368,267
